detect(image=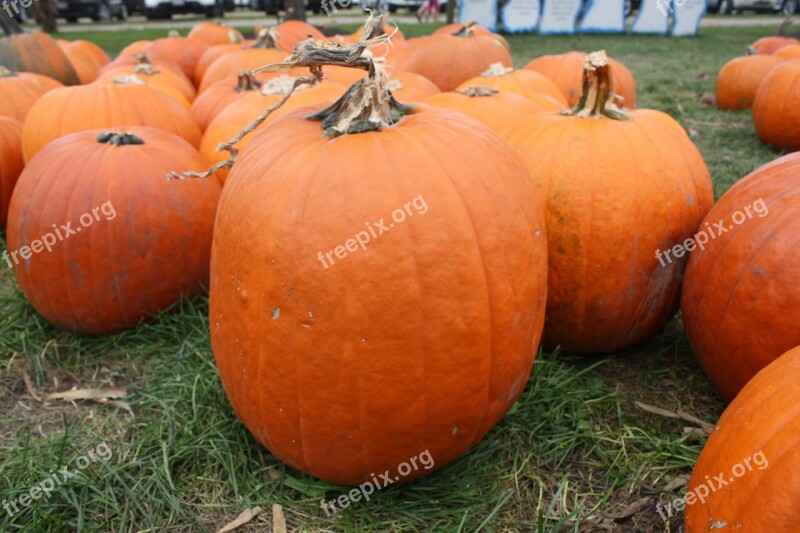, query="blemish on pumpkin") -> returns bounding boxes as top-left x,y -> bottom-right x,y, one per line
753,266 -> 766,276
710,520 -> 728,530
302,323 -> 312,328
361,338 -> 366,343
452,426 -> 459,435
534,230 -> 541,238
308,311 -> 314,318
240,290 -> 249,302
272,308 -> 280,319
